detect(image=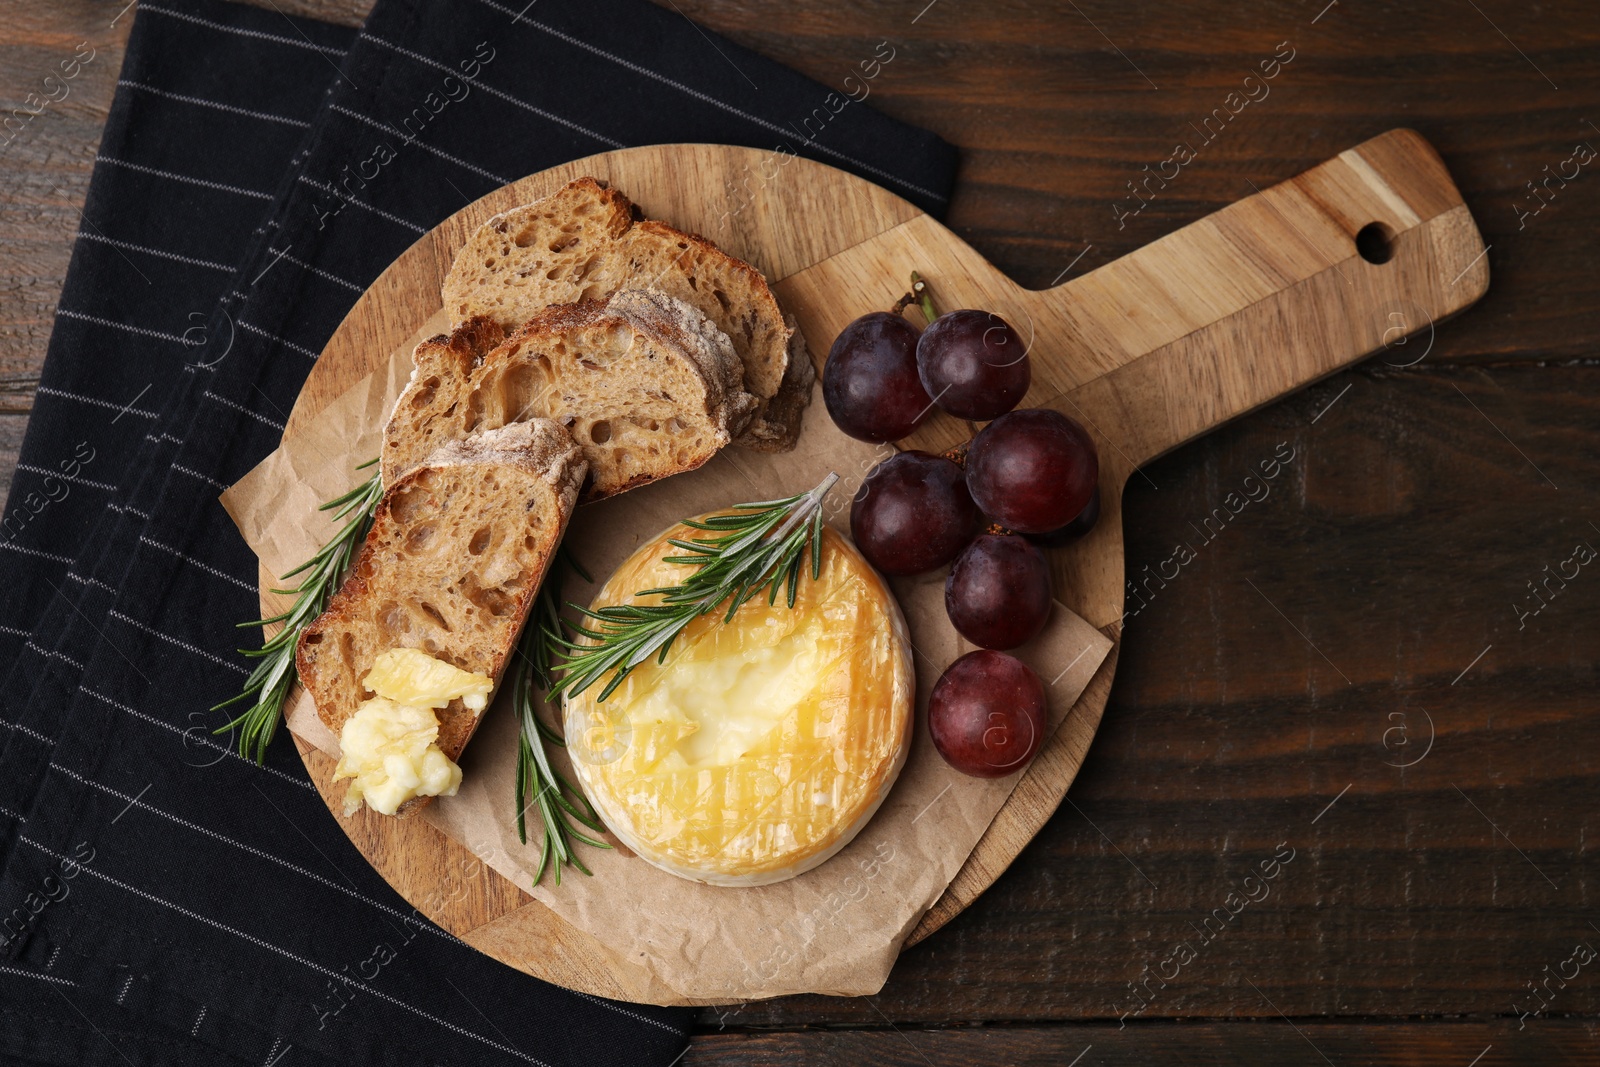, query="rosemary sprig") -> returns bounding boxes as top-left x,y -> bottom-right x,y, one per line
553,473 -> 839,703
214,459 -> 383,763
512,552 -> 611,885
218,458 -> 608,881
